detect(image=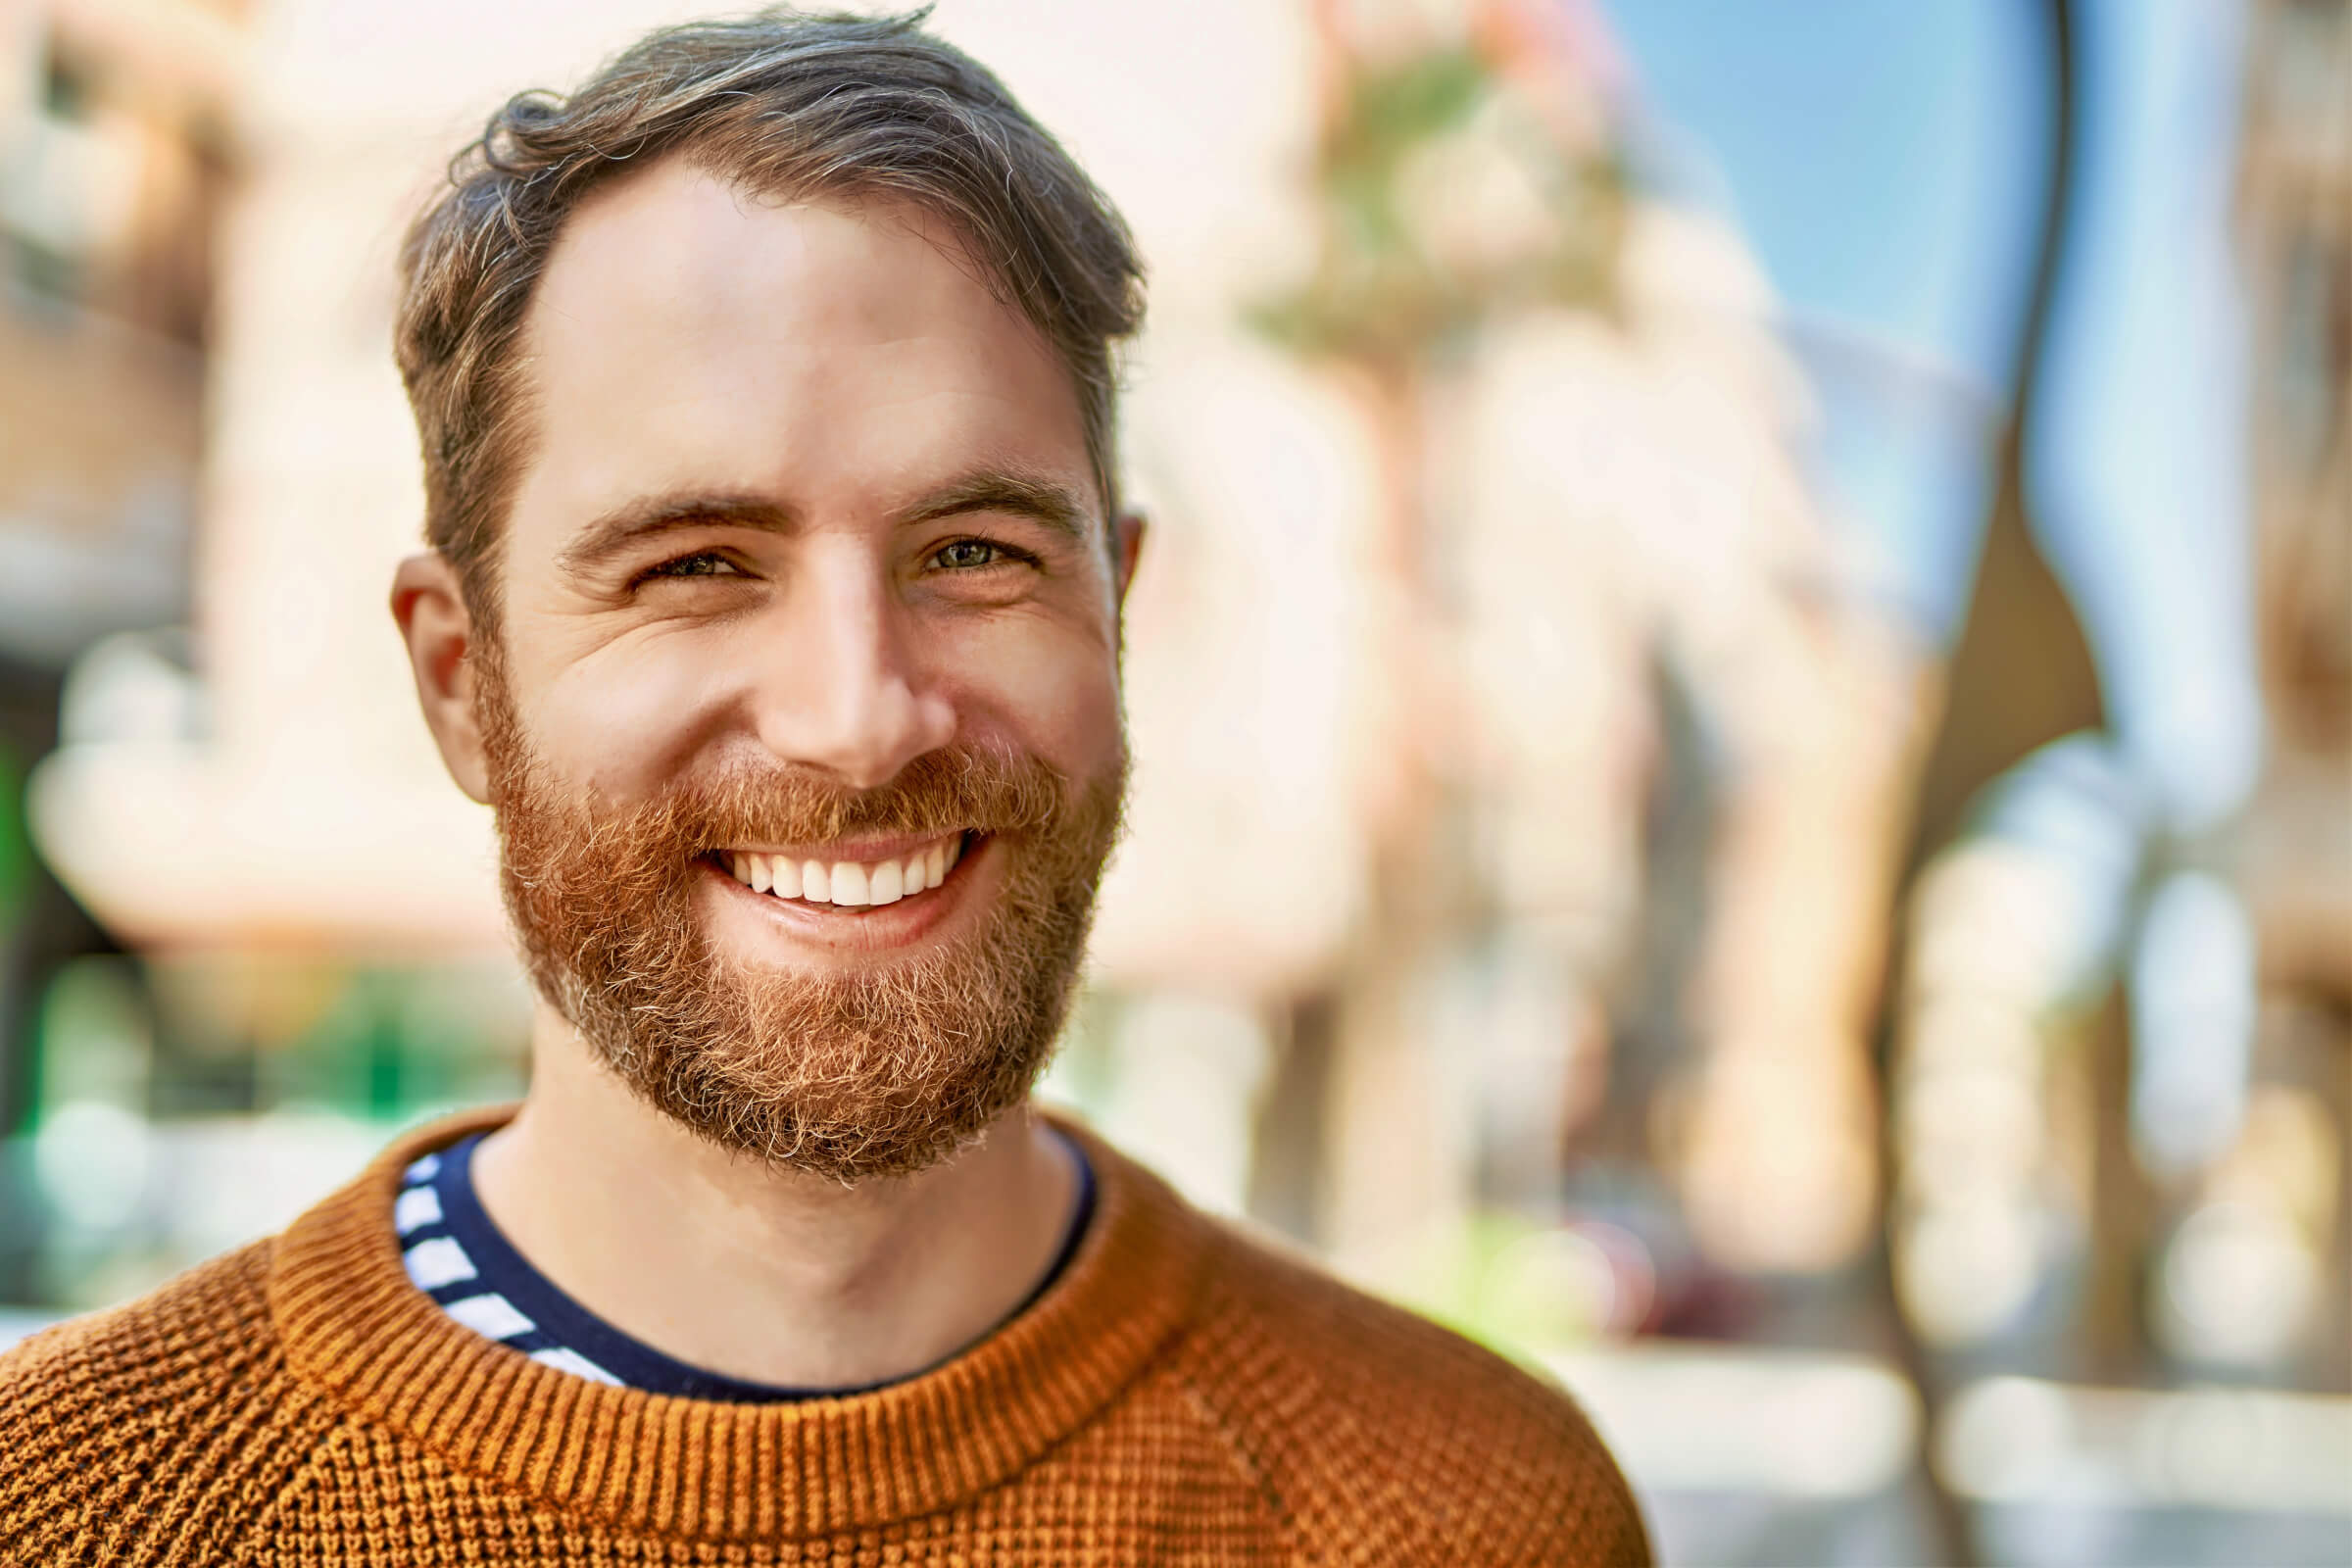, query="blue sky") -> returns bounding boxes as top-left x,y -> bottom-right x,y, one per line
1602,0 -> 2261,830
